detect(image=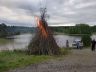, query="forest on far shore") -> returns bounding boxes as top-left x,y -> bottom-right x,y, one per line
0,23 -> 35,37
0,23 -> 96,38
51,24 -> 96,35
